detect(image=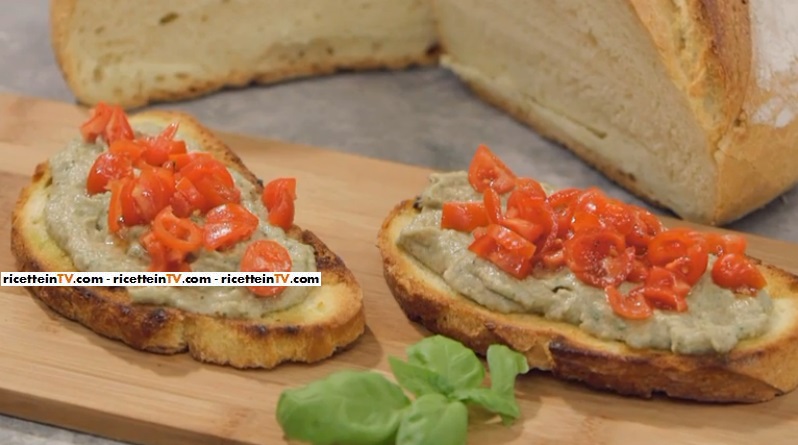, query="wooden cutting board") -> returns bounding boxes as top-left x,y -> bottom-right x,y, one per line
1,93 -> 797,445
